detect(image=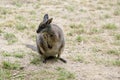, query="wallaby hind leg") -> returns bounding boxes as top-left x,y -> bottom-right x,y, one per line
57,54 -> 67,63
41,56 -> 47,63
